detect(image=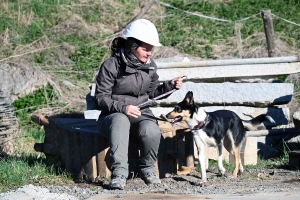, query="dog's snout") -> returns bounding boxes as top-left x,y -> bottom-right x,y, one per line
165,112 -> 171,119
